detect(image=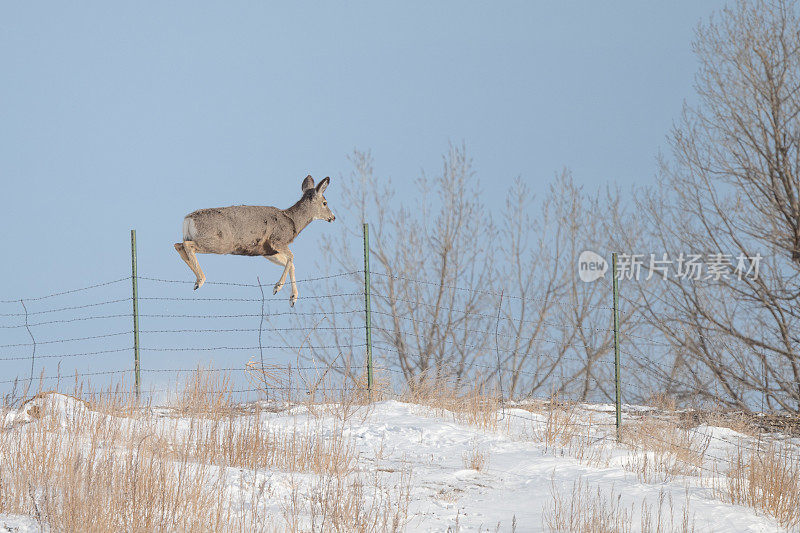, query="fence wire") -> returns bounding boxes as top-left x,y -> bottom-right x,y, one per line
1,266 -> 797,438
